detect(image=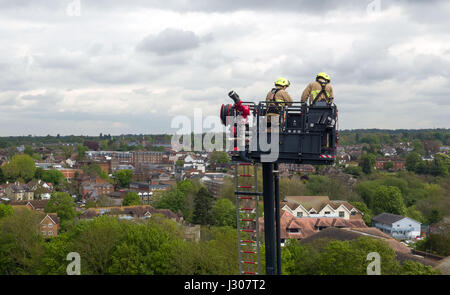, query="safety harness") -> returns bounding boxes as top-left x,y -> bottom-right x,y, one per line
268,88 -> 283,113
312,82 -> 331,105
